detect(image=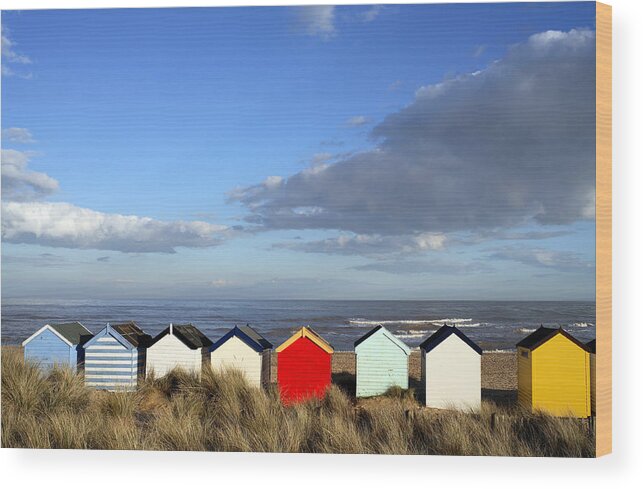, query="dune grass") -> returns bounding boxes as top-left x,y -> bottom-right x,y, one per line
1,347 -> 594,456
